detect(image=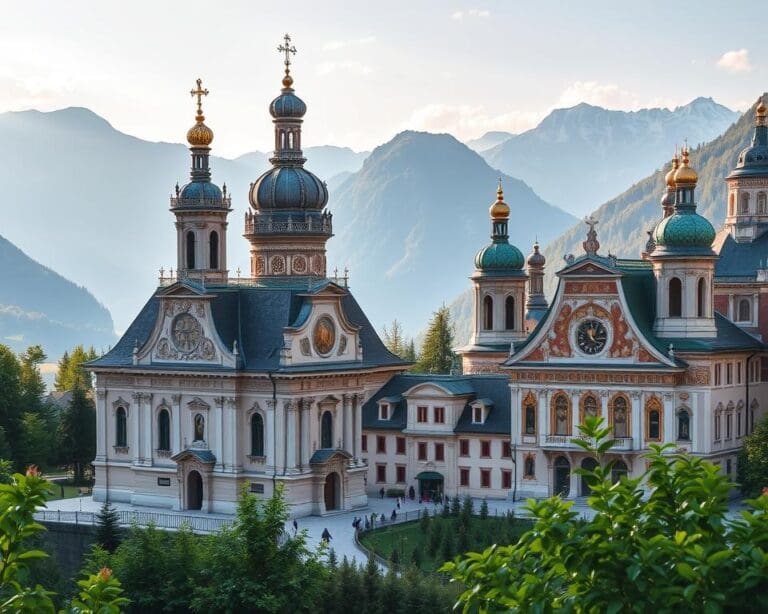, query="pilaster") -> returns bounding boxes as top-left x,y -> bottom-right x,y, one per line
286,399 -> 297,472
95,389 -> 107,462
342,394 -> 353,454
172,394 -> 182,453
